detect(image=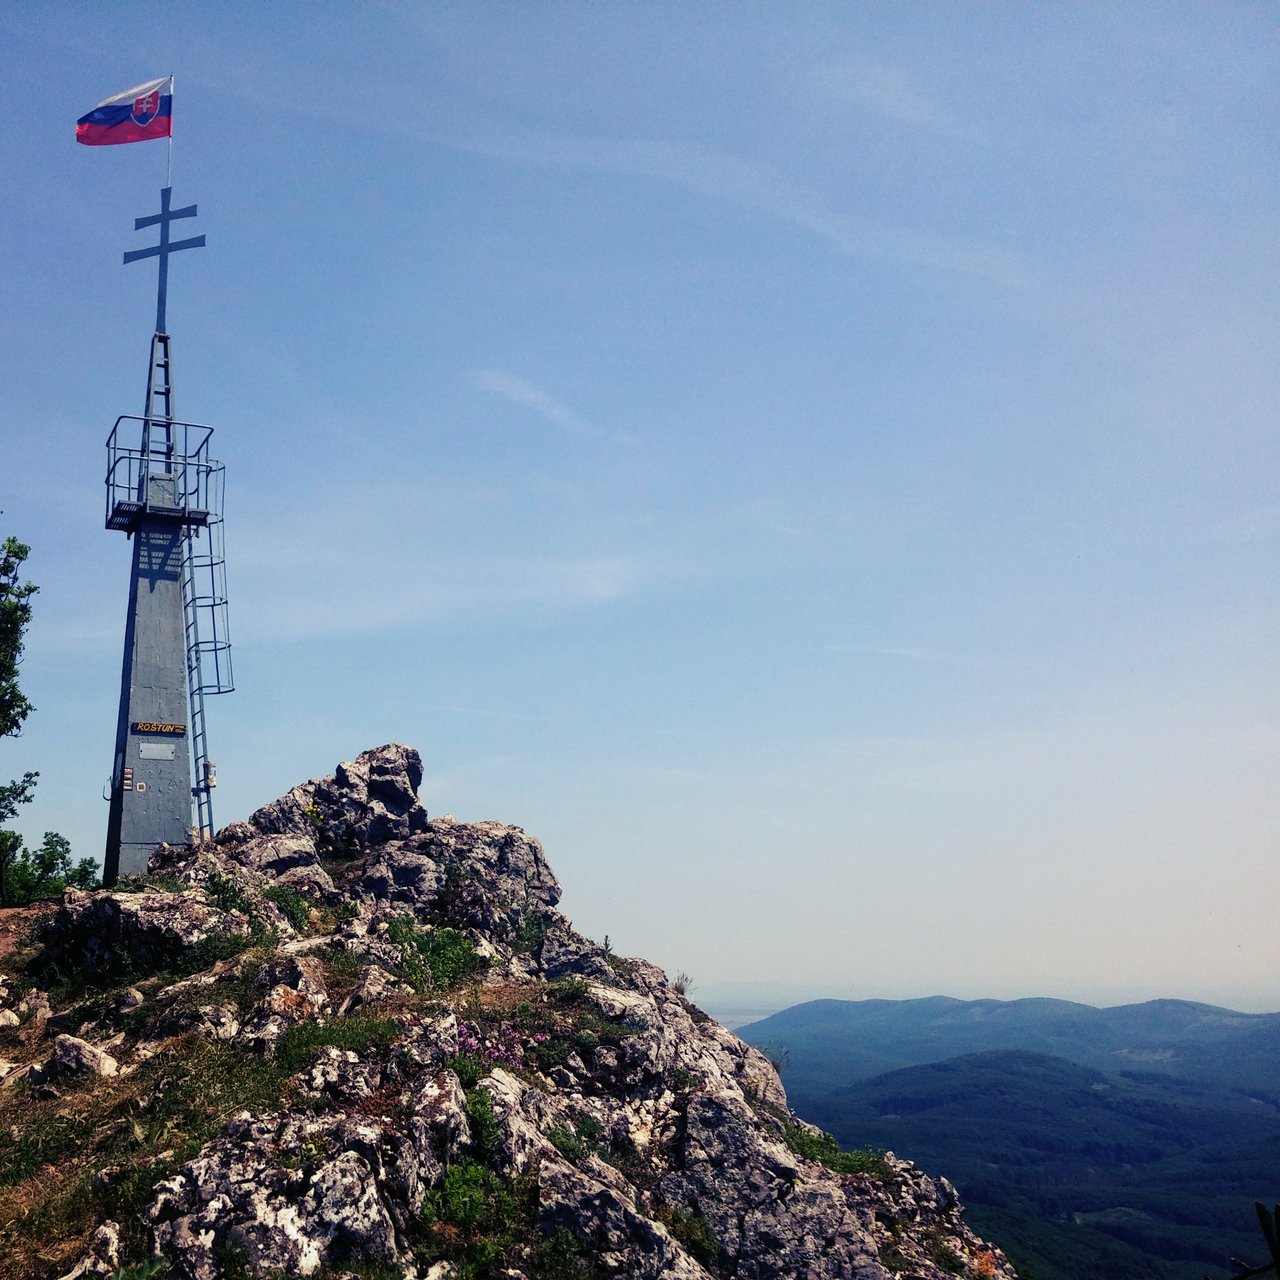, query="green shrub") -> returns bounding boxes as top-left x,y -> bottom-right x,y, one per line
108,1257 -> 169,1279
924,1229 -> 966,1274
386,915 -> 488,991
420,1161 -> 536,1278
879,1243 -> 911,1272
548,1125 -> 582,1161
549,1113 -> 608,1164
511,911 -> 546,955
448,1051 -> 492,1089
204,868 -> 249,913
467,1087 -> 502,1157
548,976 -> 590,1005
534,1226 -> 599,1279
522,993 -> 633,1077
526,1035 -> 574,1072
264,883 -> 315,930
